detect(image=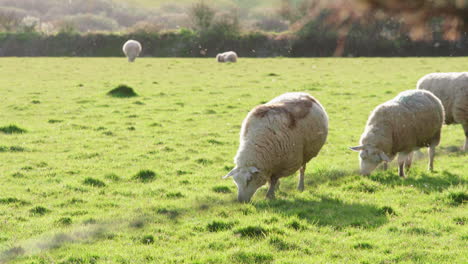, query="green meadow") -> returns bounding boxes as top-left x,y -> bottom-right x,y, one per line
0,57 -> 466,263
